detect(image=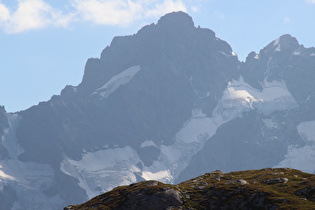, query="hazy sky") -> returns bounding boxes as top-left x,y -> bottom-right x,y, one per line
1,0 -> 315,112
